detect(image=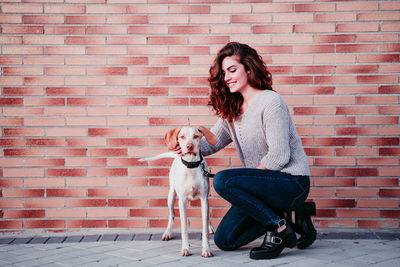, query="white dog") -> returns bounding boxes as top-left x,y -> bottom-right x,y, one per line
140,126 -> 216,257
